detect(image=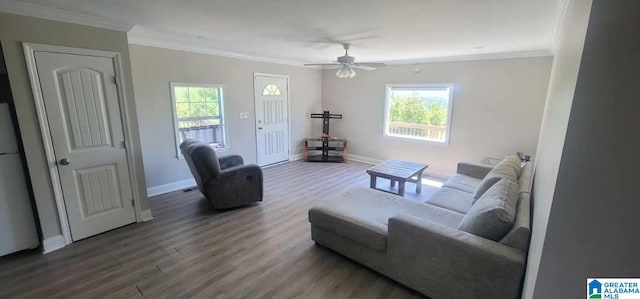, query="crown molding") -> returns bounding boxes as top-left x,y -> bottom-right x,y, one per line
128,26 -> 552,68
550,0 -> 571,53
128,31 -> 309,67
0,0 -> 133,32
129,32 -> 553,68
382,49 -> 553,65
